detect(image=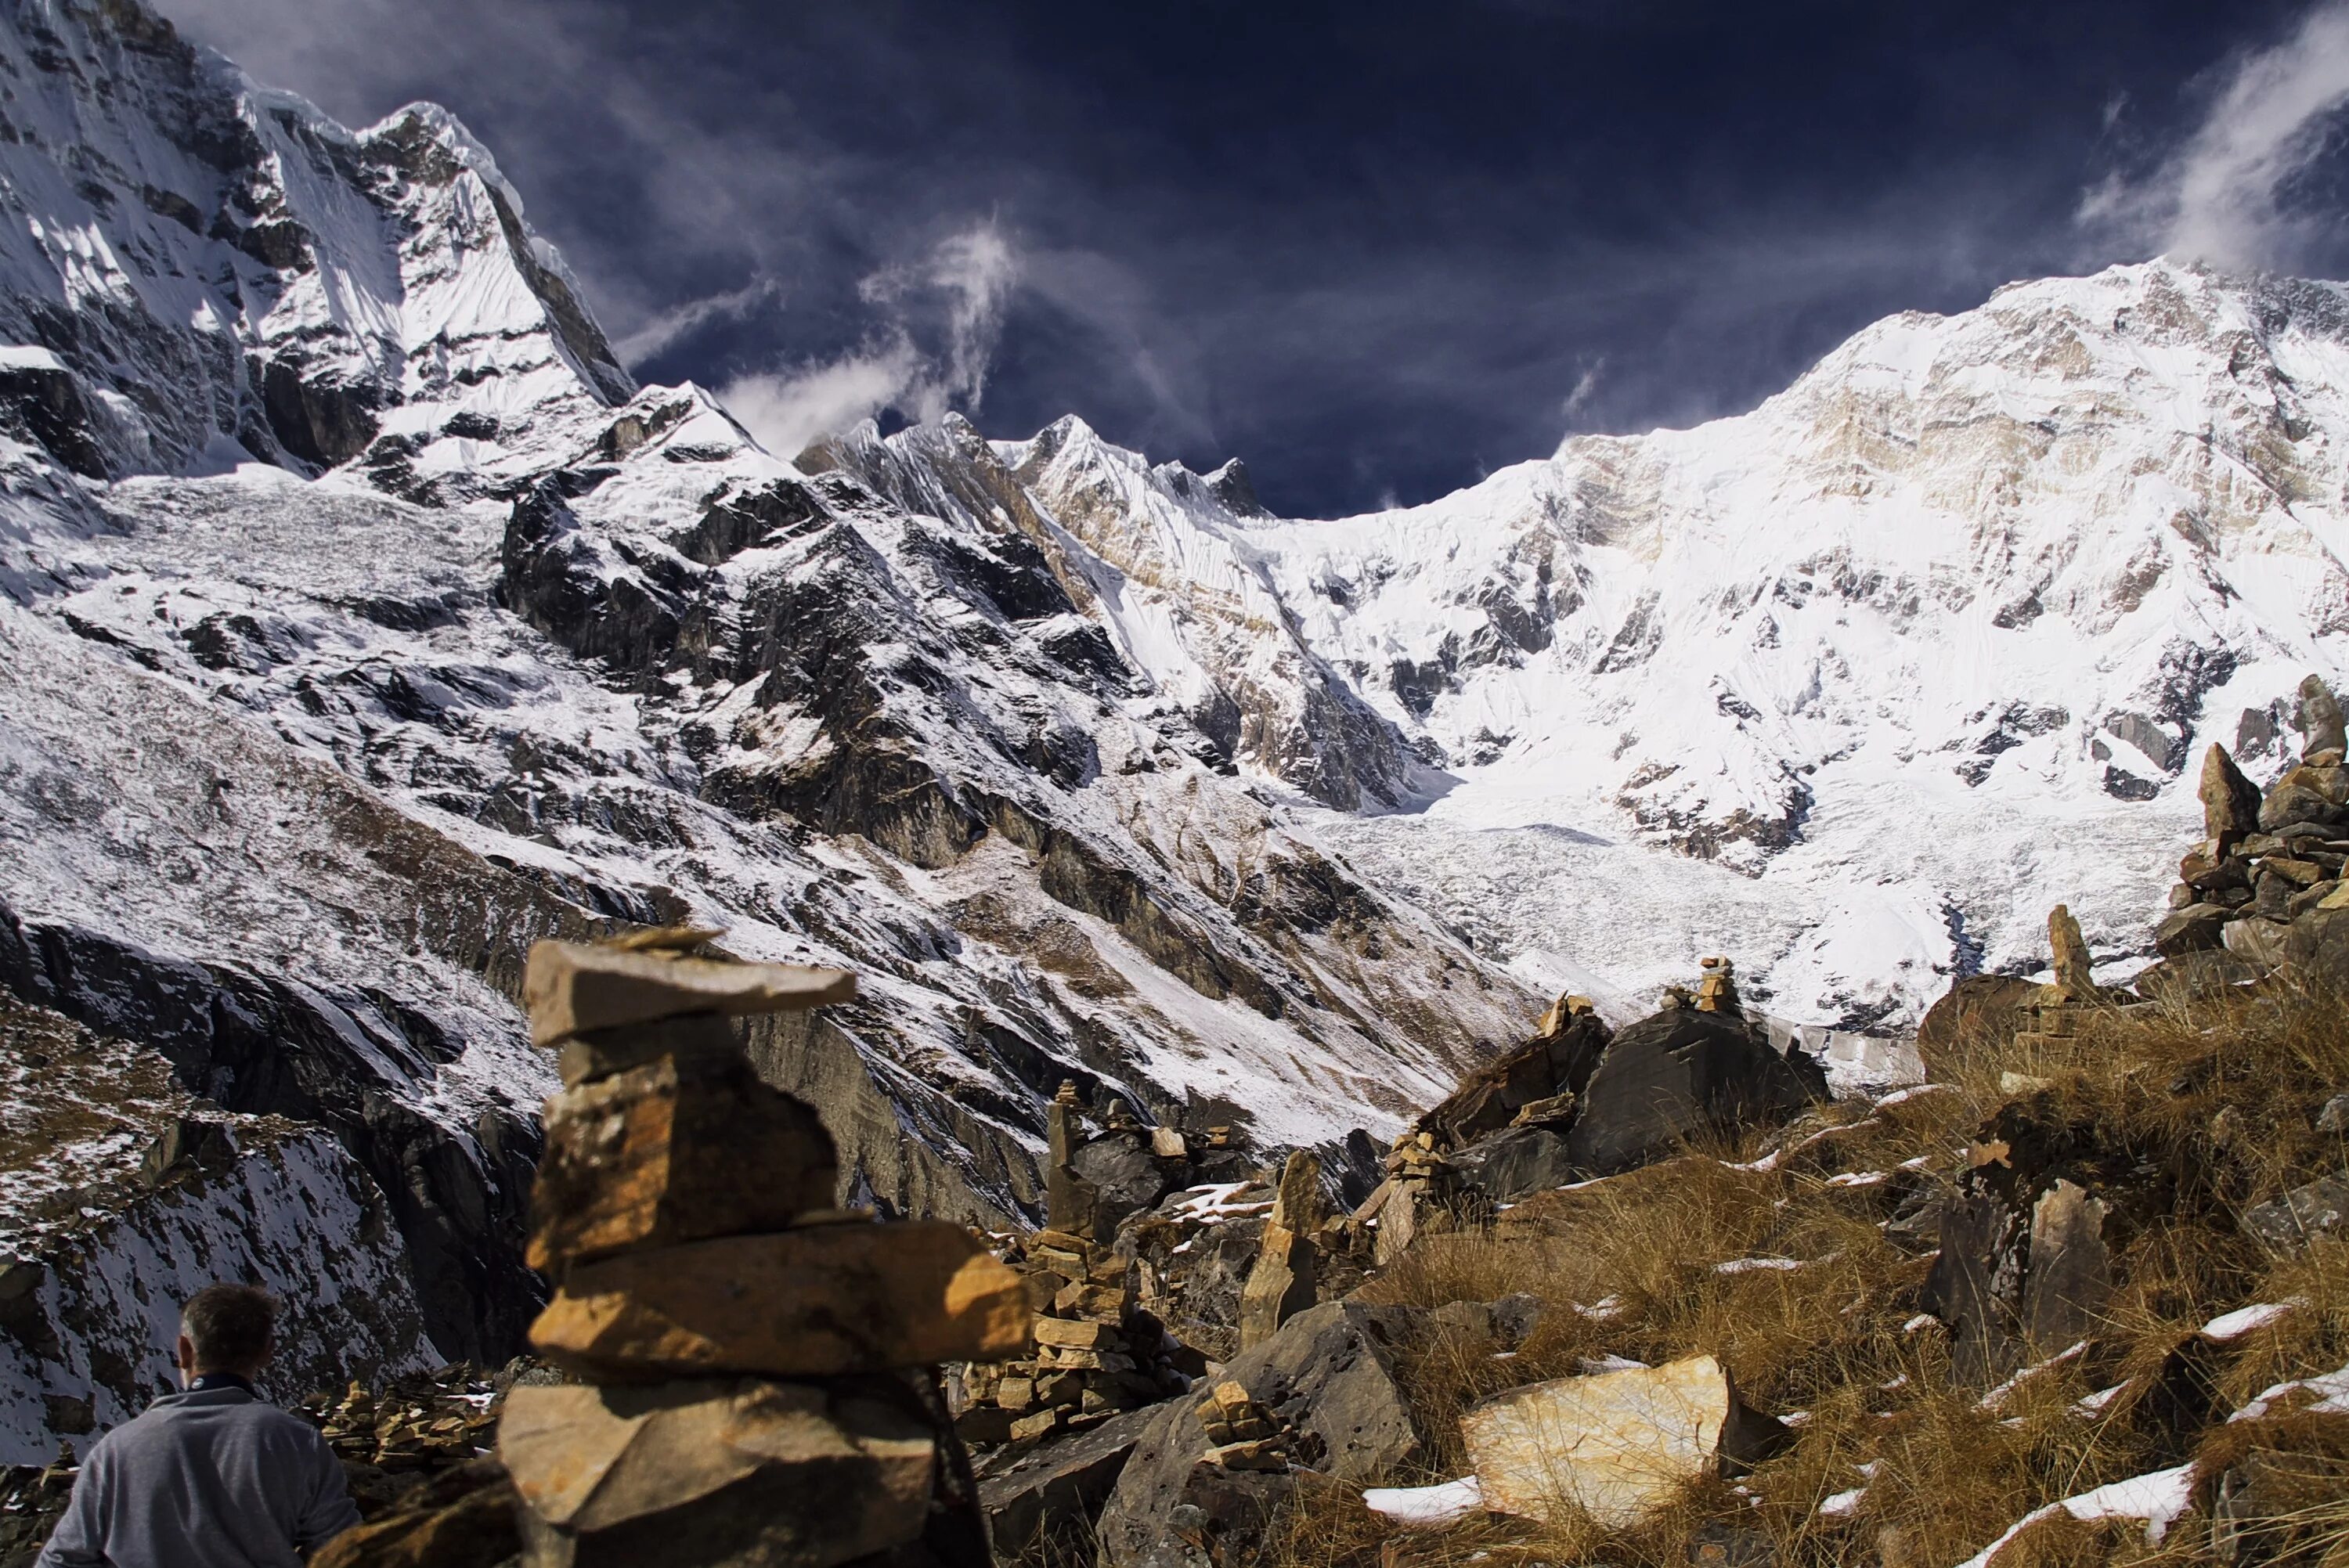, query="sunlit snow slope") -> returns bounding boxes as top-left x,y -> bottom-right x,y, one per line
994,264 -> 2349,1027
